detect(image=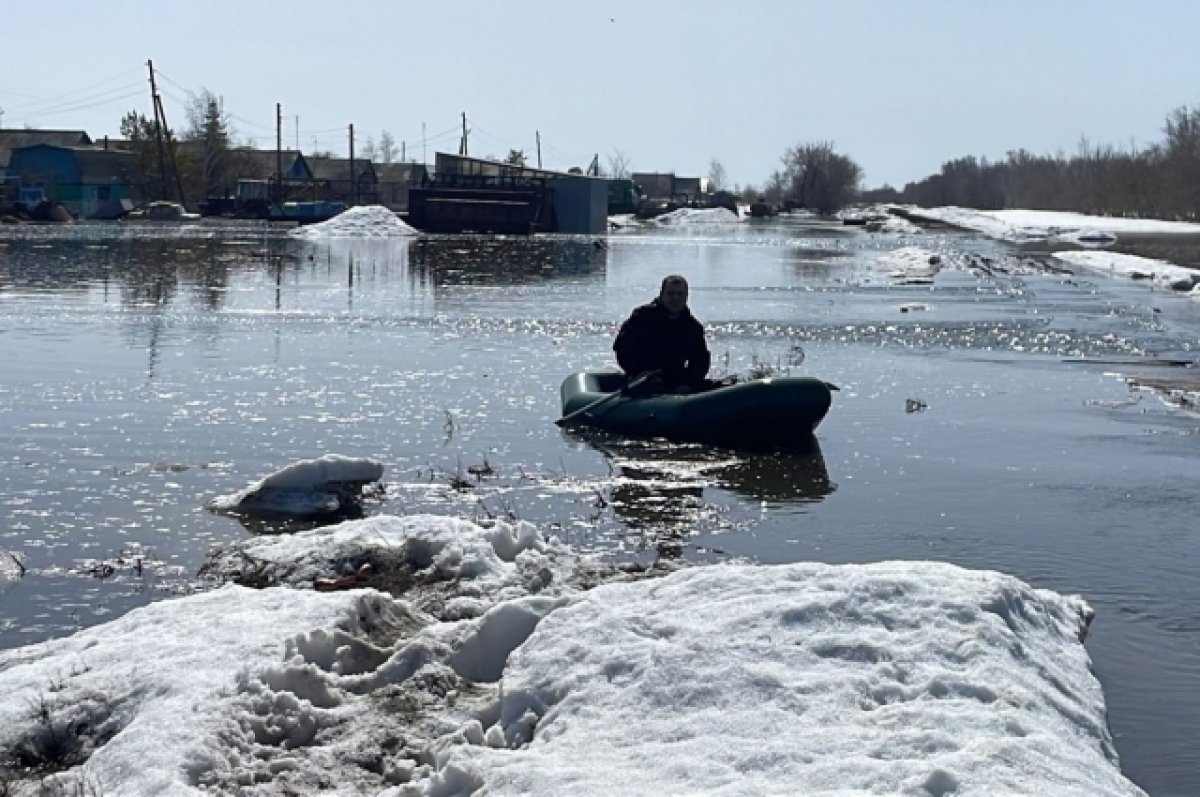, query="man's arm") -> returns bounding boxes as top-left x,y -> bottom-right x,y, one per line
614,309 -> 652,375
683,322 -> 711,384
